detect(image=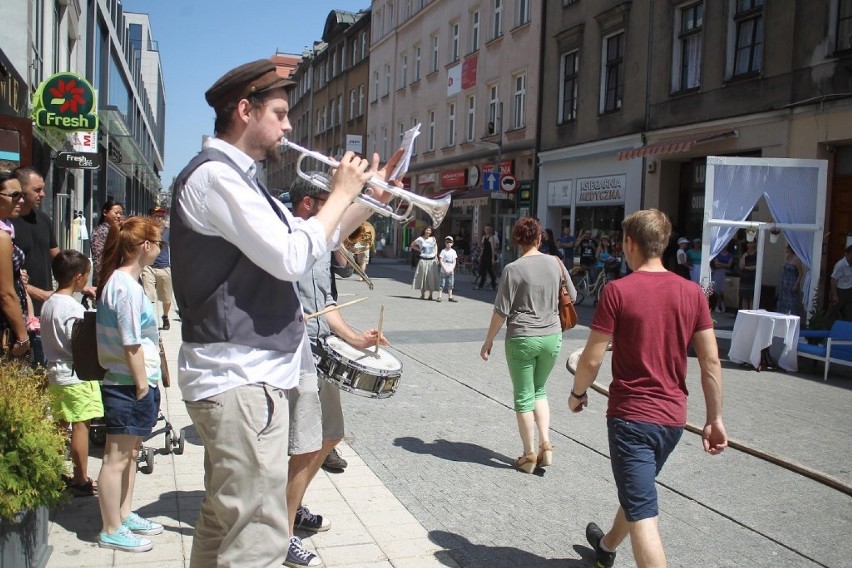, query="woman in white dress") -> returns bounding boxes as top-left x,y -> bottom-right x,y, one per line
411,226 -> 440,300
